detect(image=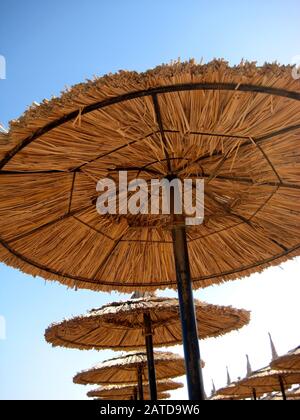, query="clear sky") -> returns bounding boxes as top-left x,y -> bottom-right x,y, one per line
0,0 -> 300,400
